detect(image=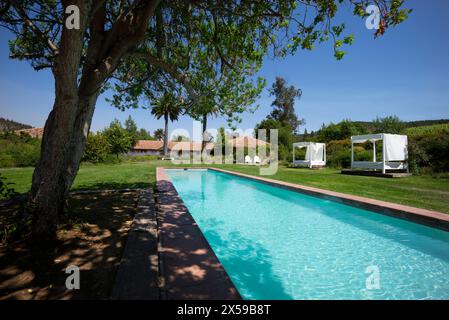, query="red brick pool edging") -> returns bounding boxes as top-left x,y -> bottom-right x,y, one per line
209,167 -> 449,232
156,167 -> 241,300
